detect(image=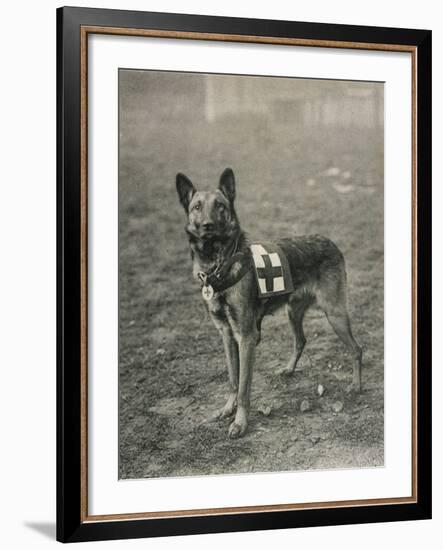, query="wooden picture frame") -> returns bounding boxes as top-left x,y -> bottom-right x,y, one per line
57,6 -> 432,543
